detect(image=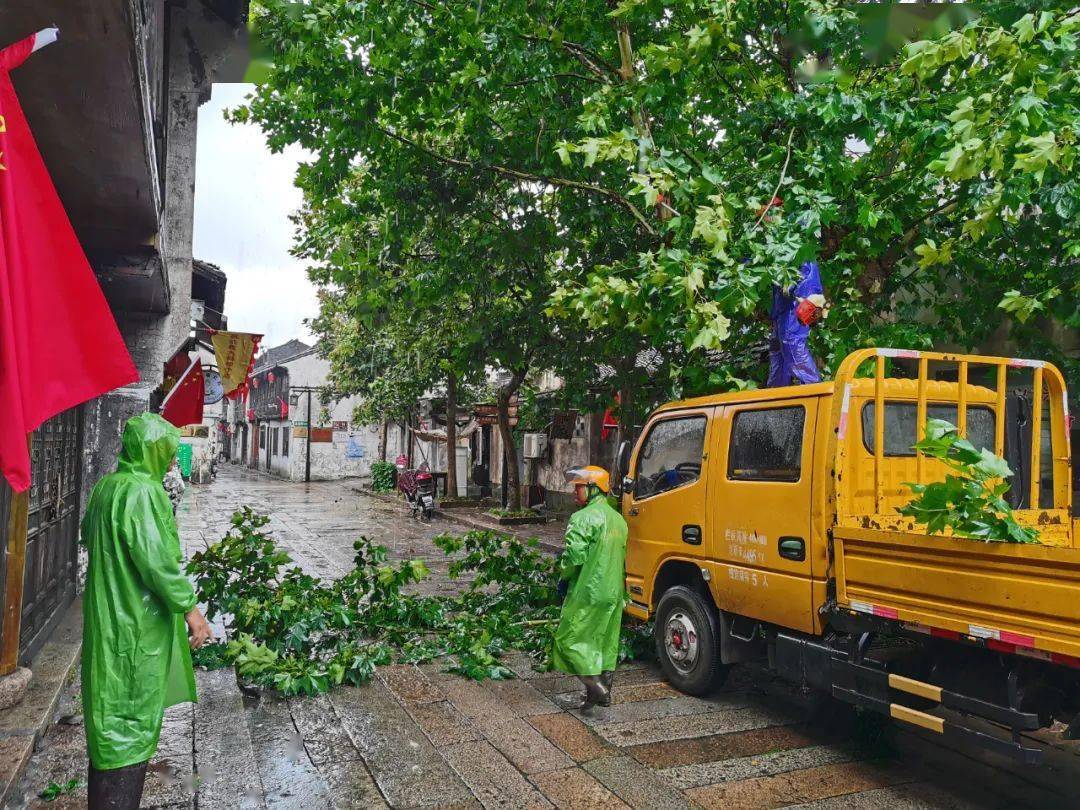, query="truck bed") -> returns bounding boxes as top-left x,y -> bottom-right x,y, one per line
834,525 -> 1080,661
